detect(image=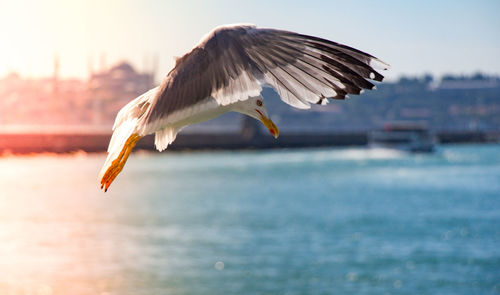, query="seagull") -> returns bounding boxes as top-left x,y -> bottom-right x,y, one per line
99,24 -> 389,191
